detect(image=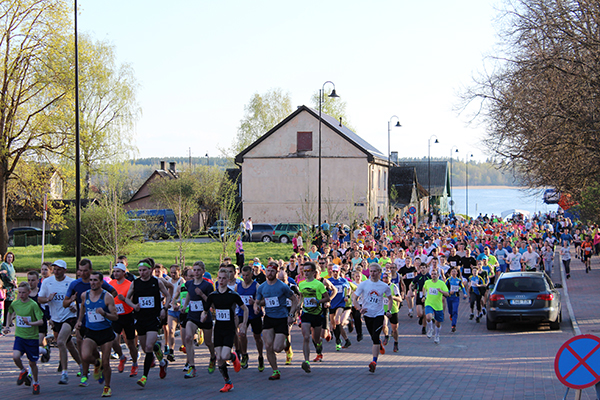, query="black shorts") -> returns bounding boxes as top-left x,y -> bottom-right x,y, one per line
213,329 -> 235,348
415,293 -> 424,306
329,307 -> 343,315
238,316 -> 263,335
135,315 -> 161,336
262,316 -> 288,335
179,313 -> 188,329
53,317 -> 77,342
112,313 -> 136,340
584,253 -> 592,261
364,315 -> 384,345
38,317 -> 48,335
186,316 -> 213,331
301,312 -> 322,327
388,312 -> 399,324
85,327 -> 116,346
